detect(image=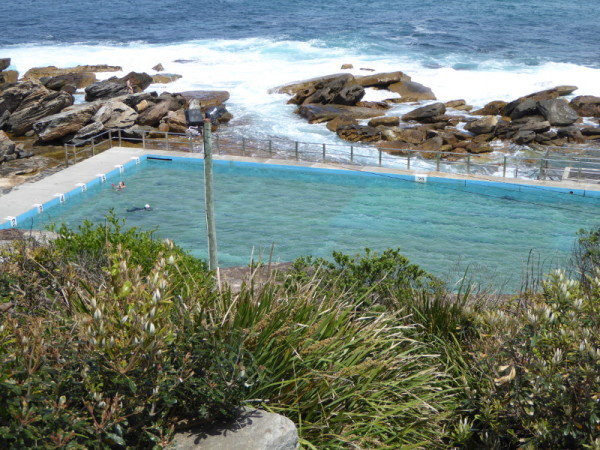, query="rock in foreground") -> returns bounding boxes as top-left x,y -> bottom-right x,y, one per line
170,408 -> 299,450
